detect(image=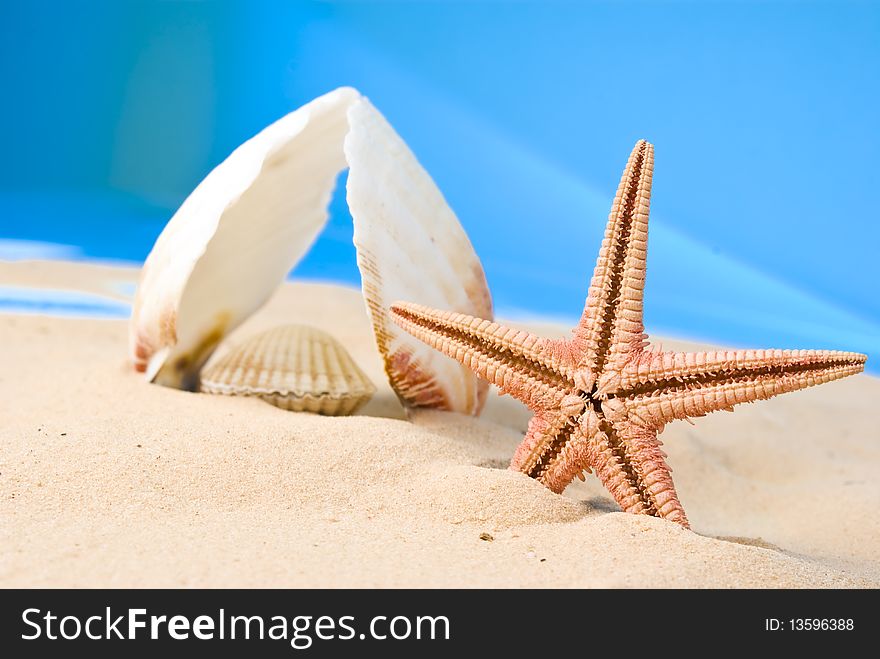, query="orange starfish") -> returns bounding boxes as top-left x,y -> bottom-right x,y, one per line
389,140 -> 866,528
